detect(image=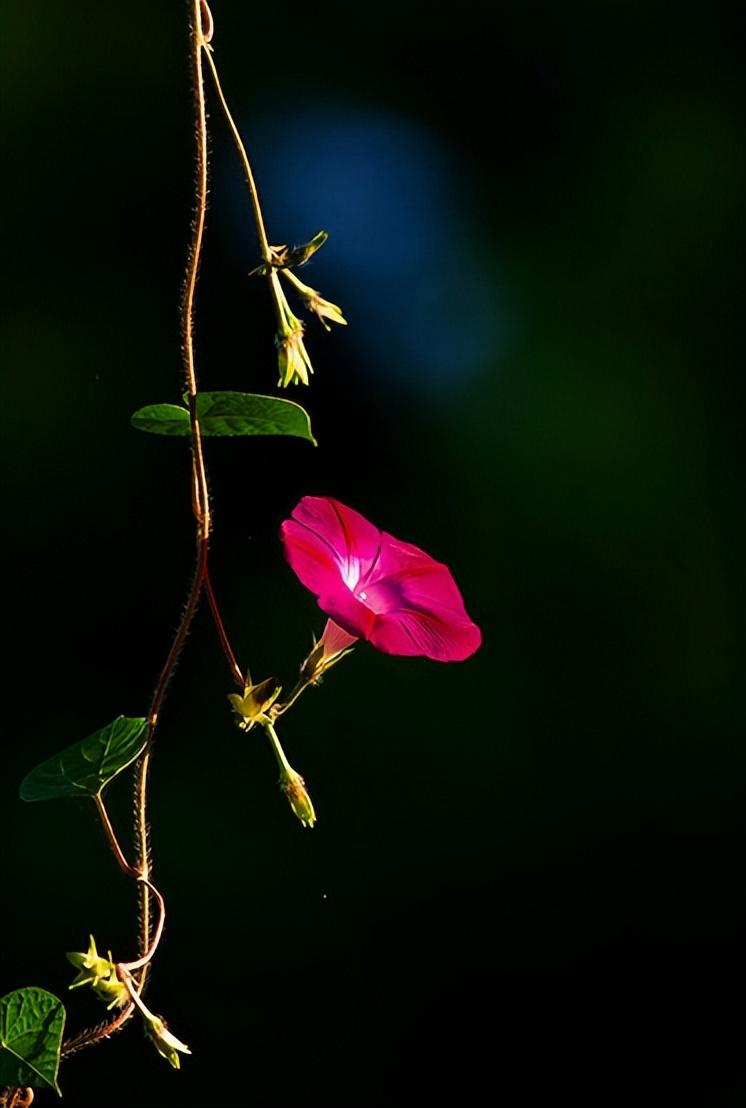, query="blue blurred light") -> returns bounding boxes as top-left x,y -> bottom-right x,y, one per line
218,100 -> 507,395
